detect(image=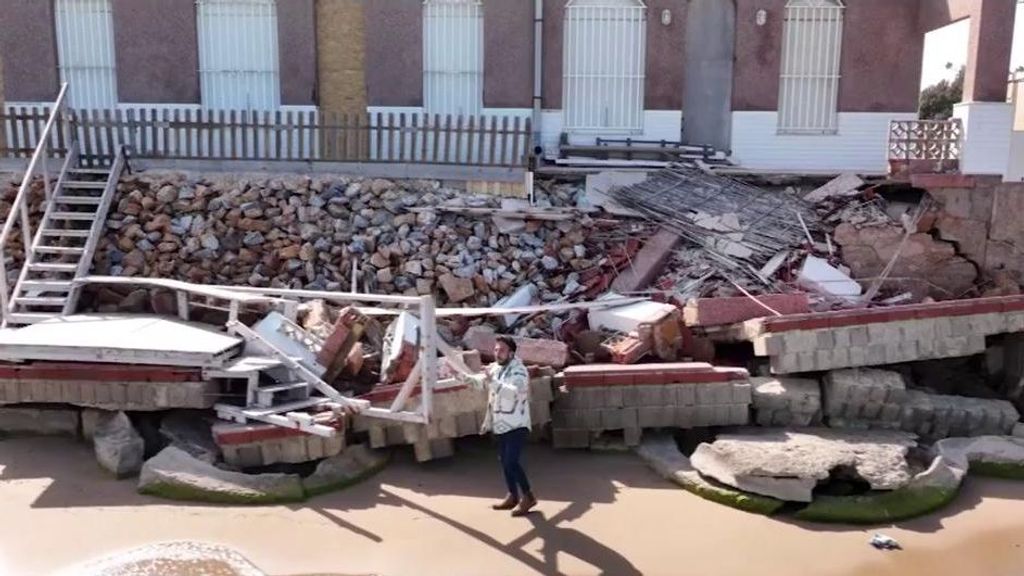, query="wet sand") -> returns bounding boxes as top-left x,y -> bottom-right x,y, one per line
2,436 -> 1024,576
